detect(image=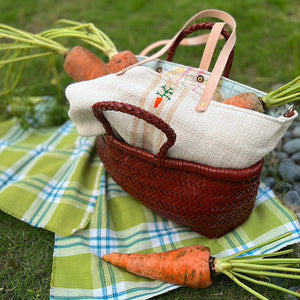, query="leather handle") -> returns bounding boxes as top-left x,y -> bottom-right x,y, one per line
118,9 -> 237,112
92,101 -> 176,160
166,22 -> 234,78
